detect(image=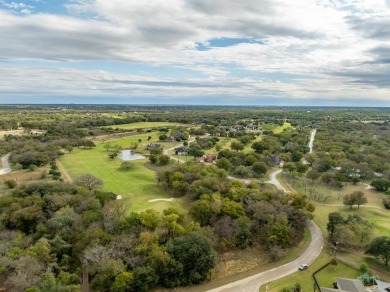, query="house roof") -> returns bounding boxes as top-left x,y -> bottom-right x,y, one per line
337,278 -> 367,292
